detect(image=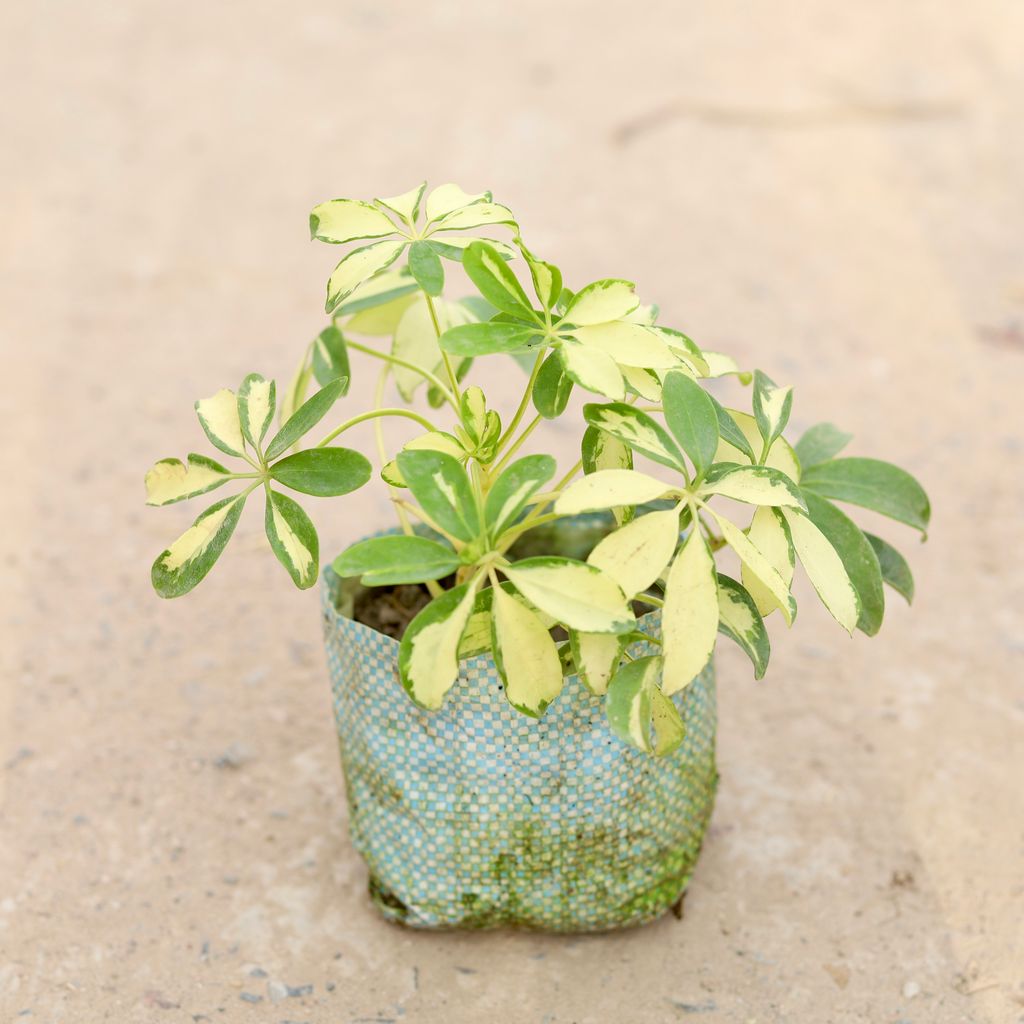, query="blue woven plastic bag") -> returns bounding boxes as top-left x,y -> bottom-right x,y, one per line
322,530 -> 718,932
